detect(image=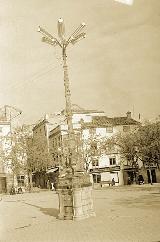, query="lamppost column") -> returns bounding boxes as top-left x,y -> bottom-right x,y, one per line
62,46 -> 73,133
38,20 -> 95,220
62,46 -> 76,170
